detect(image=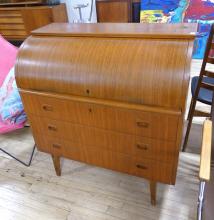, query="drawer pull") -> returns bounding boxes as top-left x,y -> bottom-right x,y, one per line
136,164 -> 147,170
136,143 -> 148,150
52,143 -> 61,149
136,121 -> 149,128
42,104 -> 53,111
48,125 -> 57,131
